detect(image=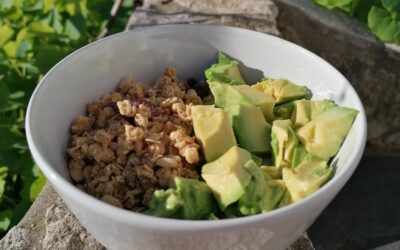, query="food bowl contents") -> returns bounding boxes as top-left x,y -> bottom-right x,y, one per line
67,68 -> 212,211
67,52 -> 358,219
